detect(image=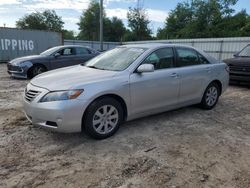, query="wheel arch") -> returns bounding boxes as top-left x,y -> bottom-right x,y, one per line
81,93 -> 128,130
210,80 -> 222,96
